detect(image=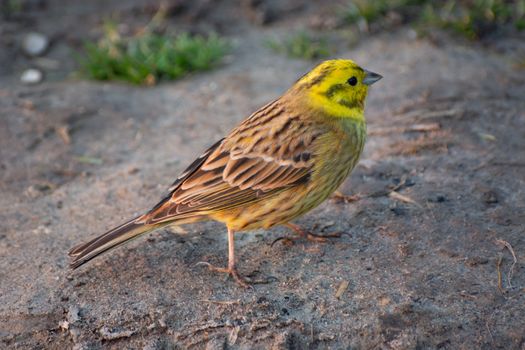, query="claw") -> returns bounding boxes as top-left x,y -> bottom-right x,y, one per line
304,231 -> 344,242
271,223 -> 347,247
196,261 -> 253,289
270,237 -> 295,247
